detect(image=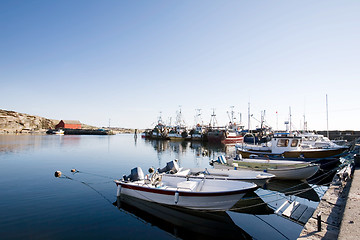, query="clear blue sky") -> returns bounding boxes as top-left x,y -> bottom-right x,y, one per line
1,0 -> 359,130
